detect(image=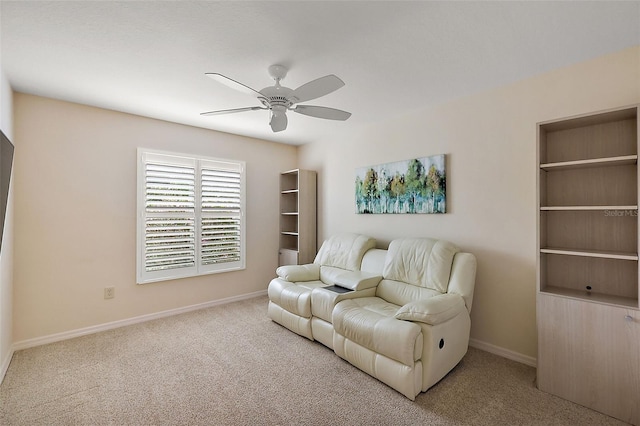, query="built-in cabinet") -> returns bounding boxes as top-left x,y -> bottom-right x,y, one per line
279,169 -> 316,266
536,105 -> 639,425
